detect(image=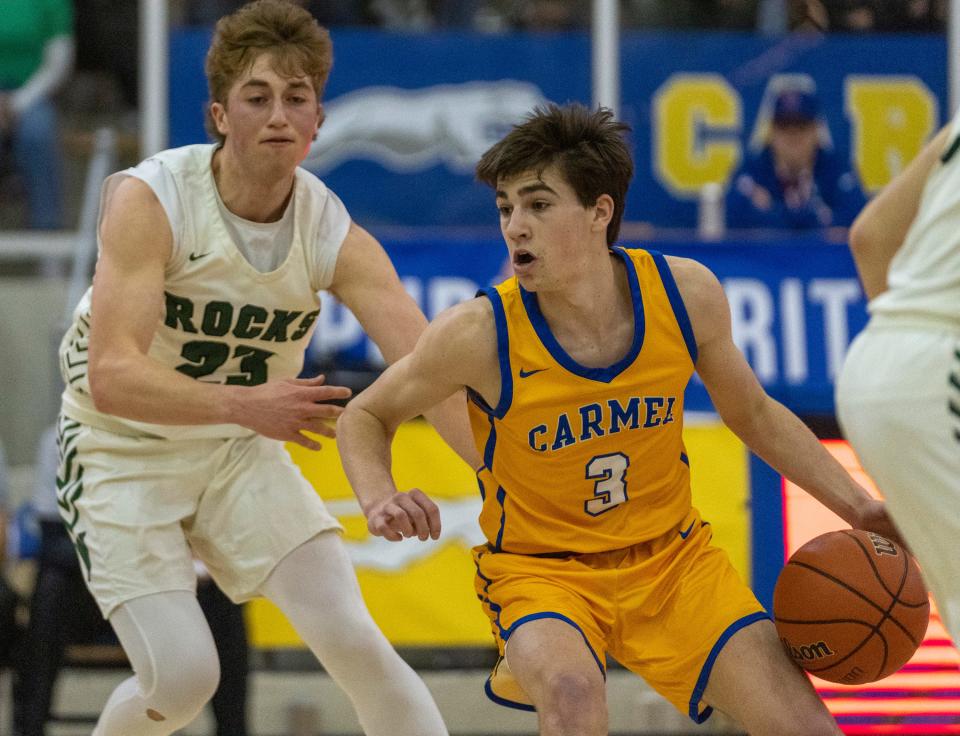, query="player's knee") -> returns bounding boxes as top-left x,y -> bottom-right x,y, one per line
539,671 -> 606,725
149,646 -> 221,721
